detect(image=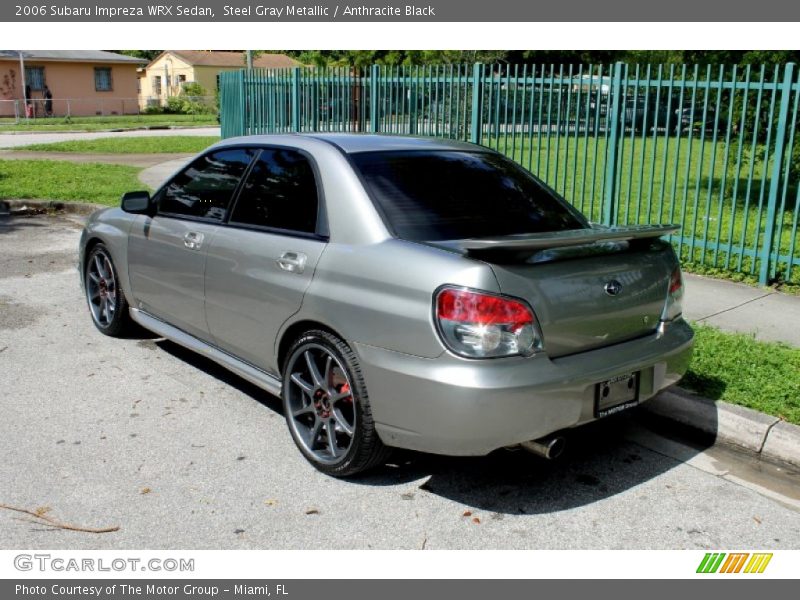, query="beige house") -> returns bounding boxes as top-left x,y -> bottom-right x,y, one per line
0,50 -> 146,118
139,51 -> 300,108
